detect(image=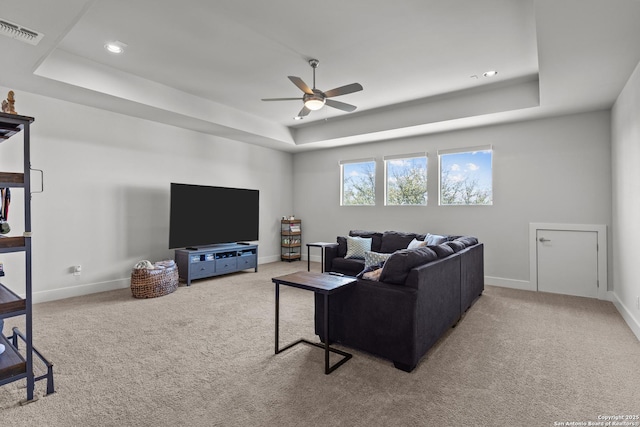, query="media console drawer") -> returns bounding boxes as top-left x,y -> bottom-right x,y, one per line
189,262 -> 216,279
215,258 -> 237,274
238,254 -> 257,270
